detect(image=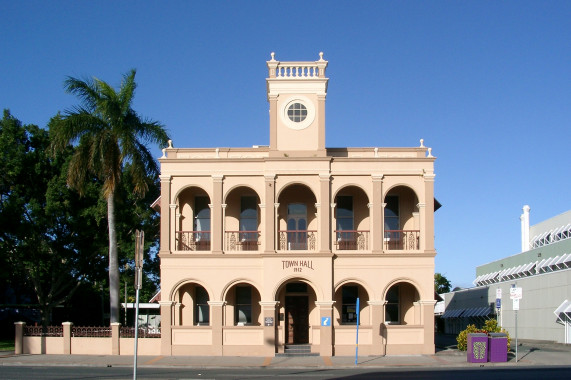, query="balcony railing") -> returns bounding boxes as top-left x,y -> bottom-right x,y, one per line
176,231 -> 211,251
278,230 -> 317,251
384,230 -> 420,250
334,230 -> 369,251
225,231 -> 260,251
